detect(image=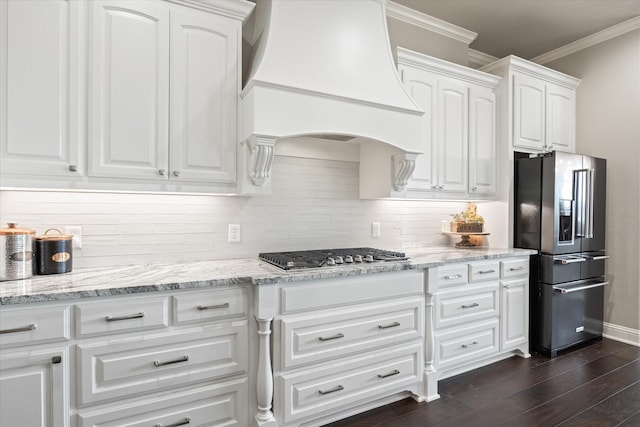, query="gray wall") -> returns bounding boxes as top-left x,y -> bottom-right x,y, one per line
546,30 -> 640,331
